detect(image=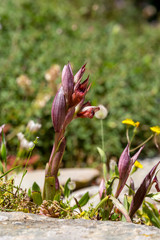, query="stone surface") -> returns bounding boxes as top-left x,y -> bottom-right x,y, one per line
0,212 -> 160,240
12,168 -> 100,191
